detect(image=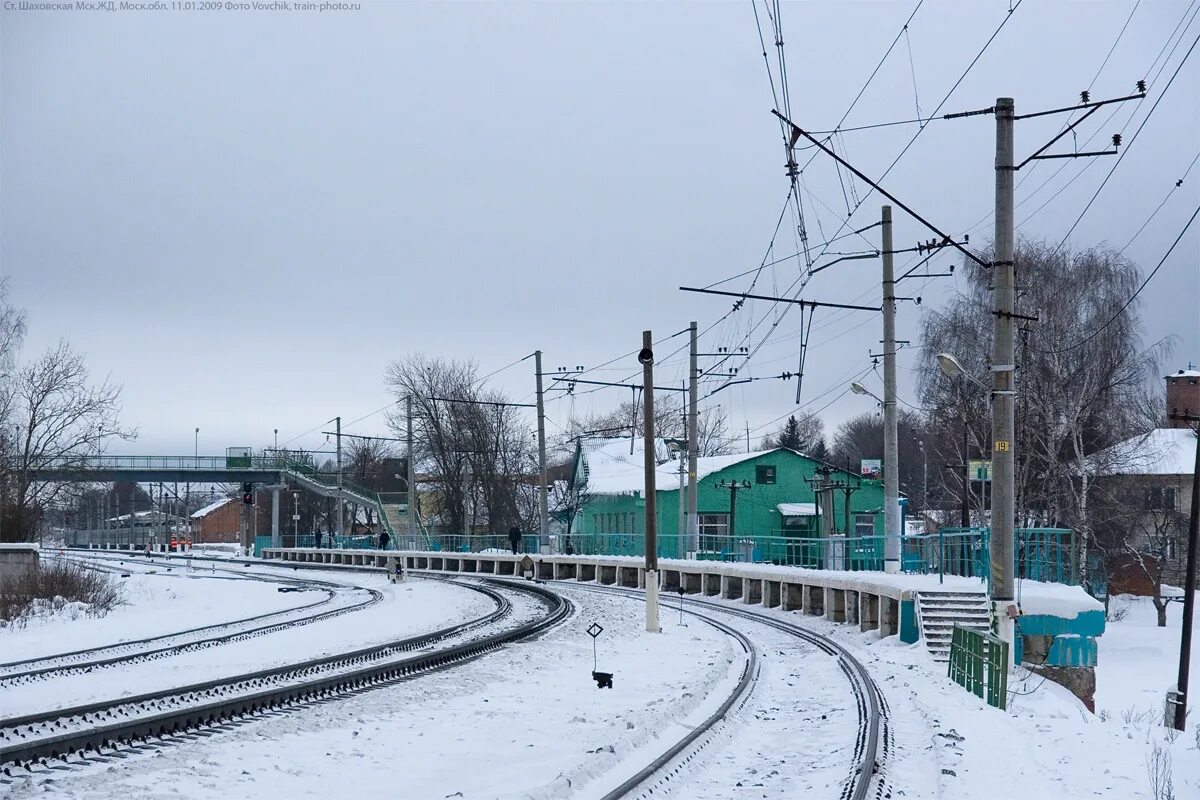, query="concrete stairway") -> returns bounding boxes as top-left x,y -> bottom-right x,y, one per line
916,590 -> 991,662
382,504 -> 407,537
